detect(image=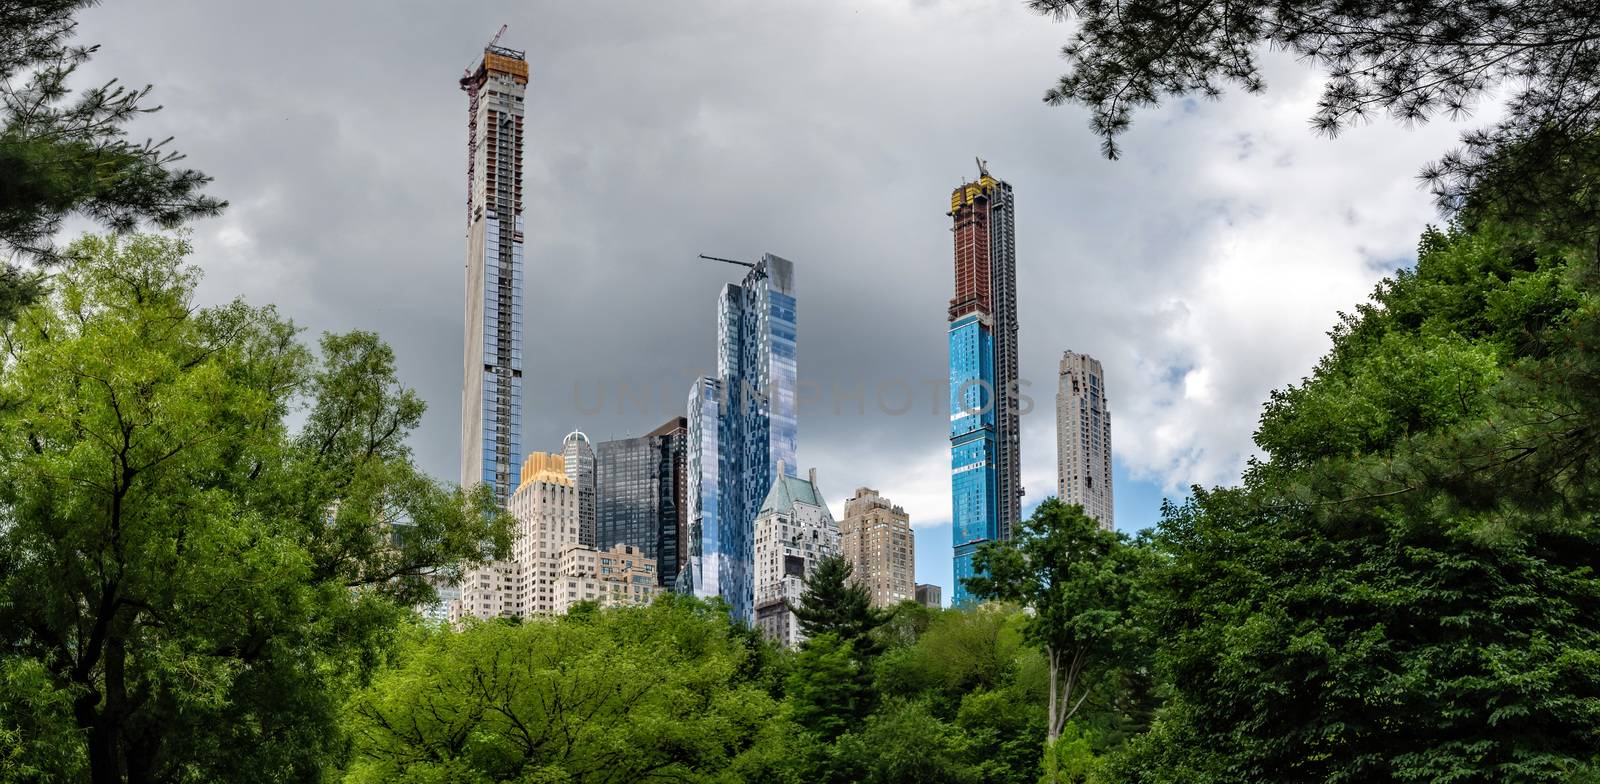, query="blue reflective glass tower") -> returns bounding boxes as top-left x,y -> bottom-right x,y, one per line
950,312 -> 998,602
682,254 -> 798,622
949,162 -> 1021,606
